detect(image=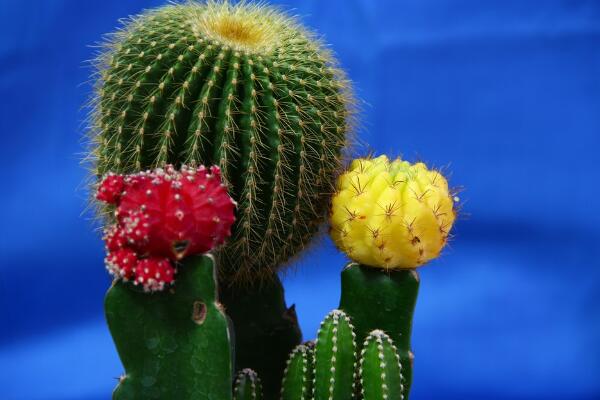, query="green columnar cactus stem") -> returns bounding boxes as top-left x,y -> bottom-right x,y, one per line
220,276 -> 302,400
359,330 -> 404,400
92,1 -> 353,283
313,310 -> 357,400
339,263 -> 419,399
105,254 -> 233,400
280,343 -> 314,400
234,369 -> 263,400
